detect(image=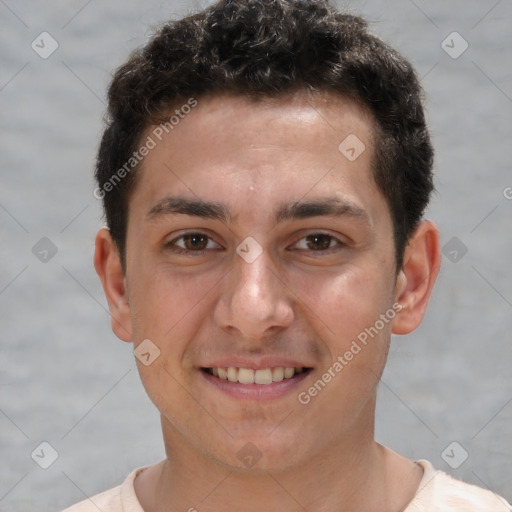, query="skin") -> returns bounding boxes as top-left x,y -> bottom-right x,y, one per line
95,92 -> 440,512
